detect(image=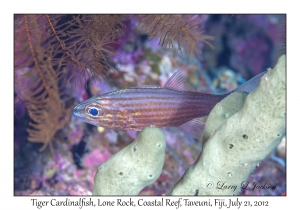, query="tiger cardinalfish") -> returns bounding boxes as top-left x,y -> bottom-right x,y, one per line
74,70 -> 266,140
